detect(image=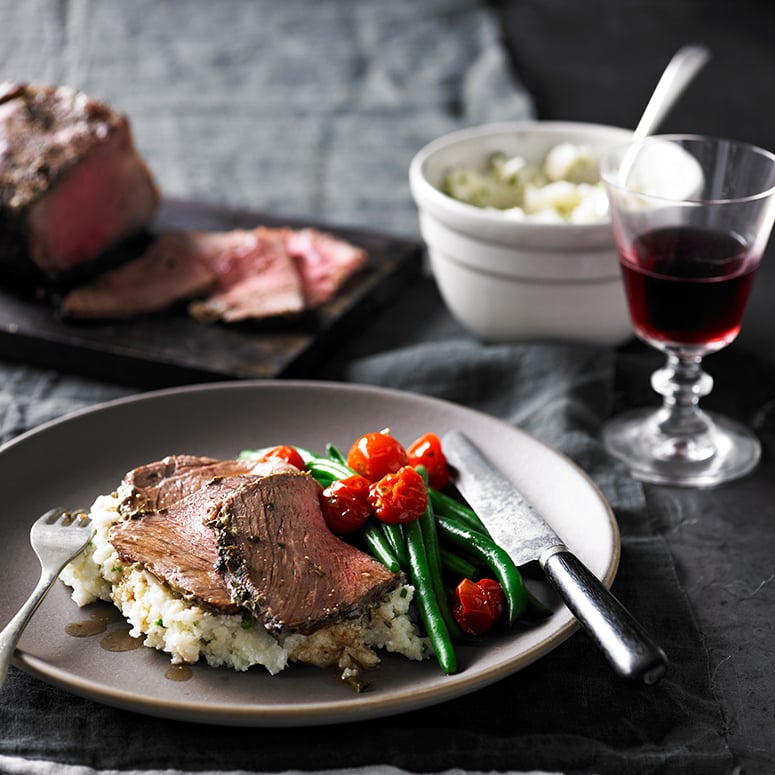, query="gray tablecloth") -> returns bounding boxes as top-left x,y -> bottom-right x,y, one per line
0,1 -> 771,774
